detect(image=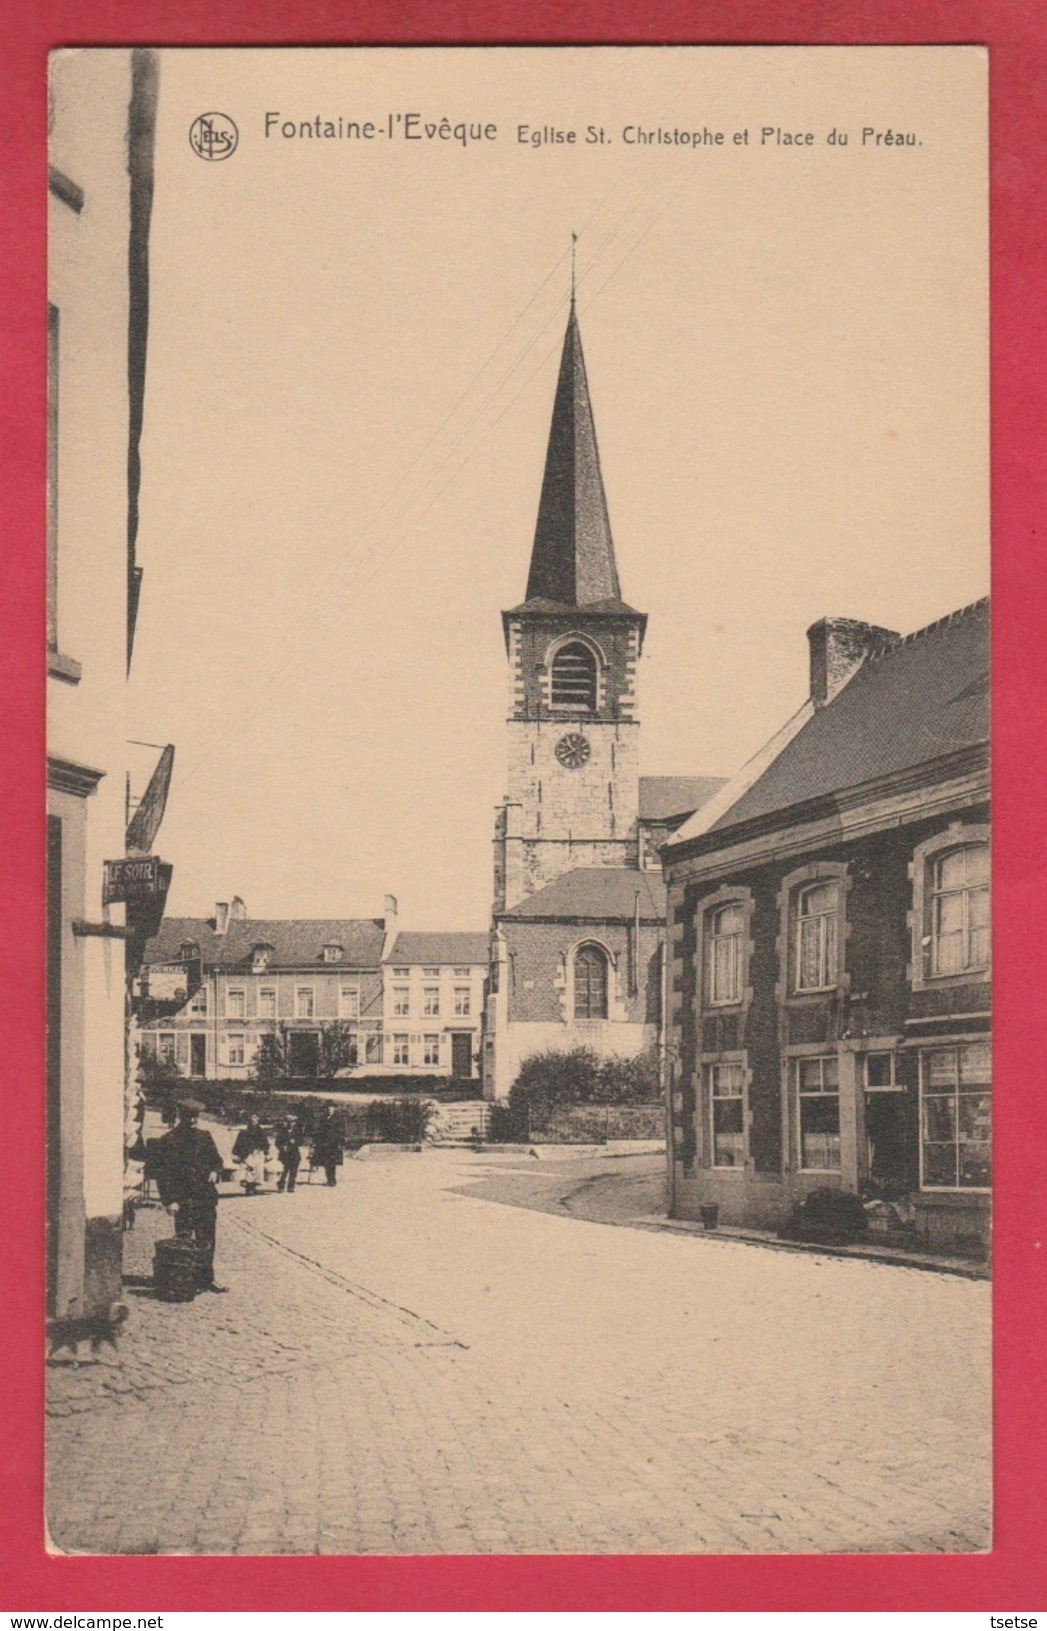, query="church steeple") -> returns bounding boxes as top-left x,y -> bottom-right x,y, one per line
525,306 -> 622,608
